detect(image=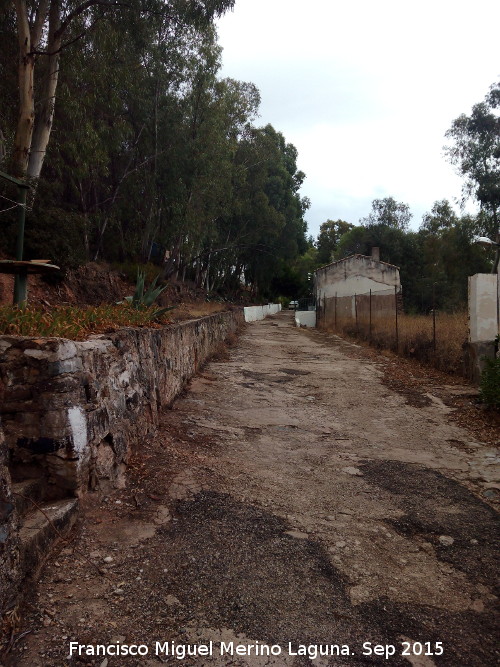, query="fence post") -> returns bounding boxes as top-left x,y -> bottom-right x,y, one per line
394,286 -> 399,351
369,289 -> 372,341
432,282 -> 436,354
